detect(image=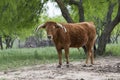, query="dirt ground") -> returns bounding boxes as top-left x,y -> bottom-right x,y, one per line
0,56 -> 120,80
